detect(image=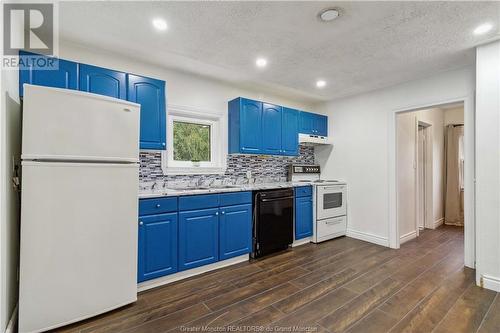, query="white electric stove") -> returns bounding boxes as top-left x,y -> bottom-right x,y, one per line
289,164 -> 347,243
